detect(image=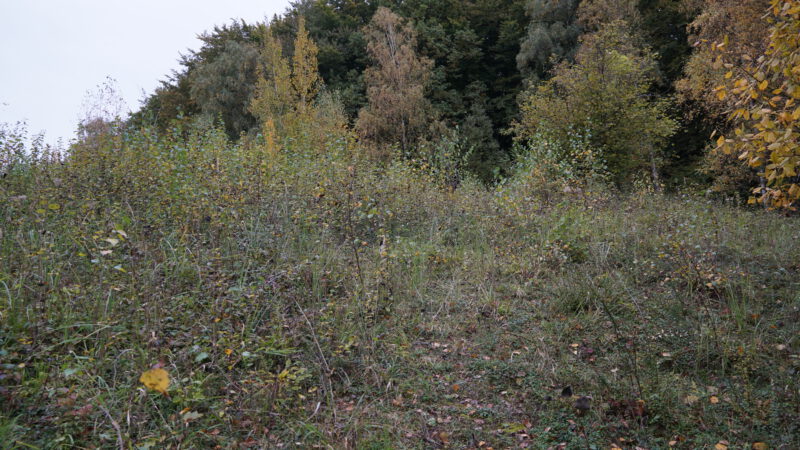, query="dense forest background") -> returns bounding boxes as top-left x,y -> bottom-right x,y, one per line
119,0 -> 794,203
